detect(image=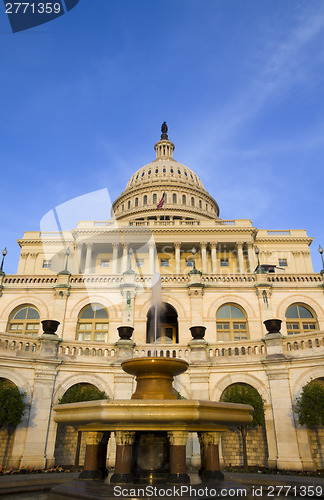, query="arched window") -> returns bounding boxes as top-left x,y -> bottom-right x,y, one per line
76,304 -> 109,342
127,200 -> 131,209
135,197 -> 138,207
146,303 -> 178,344
285,303 -> 318,334
191,197 -> 195,207
199,199 -> 202,209
182,195 -> 186,205
8,305 -> 40,335
216,304 -> 248,341
173,193 -> 177,204
153,193 -> 157,204
143,195 -> 148,205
